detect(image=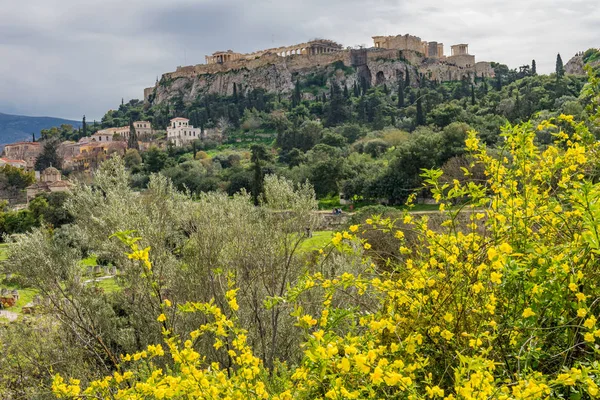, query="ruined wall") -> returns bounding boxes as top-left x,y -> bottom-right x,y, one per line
447,54 -> 476,68
373,34 -> 425,53
475,62 -> 495,78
